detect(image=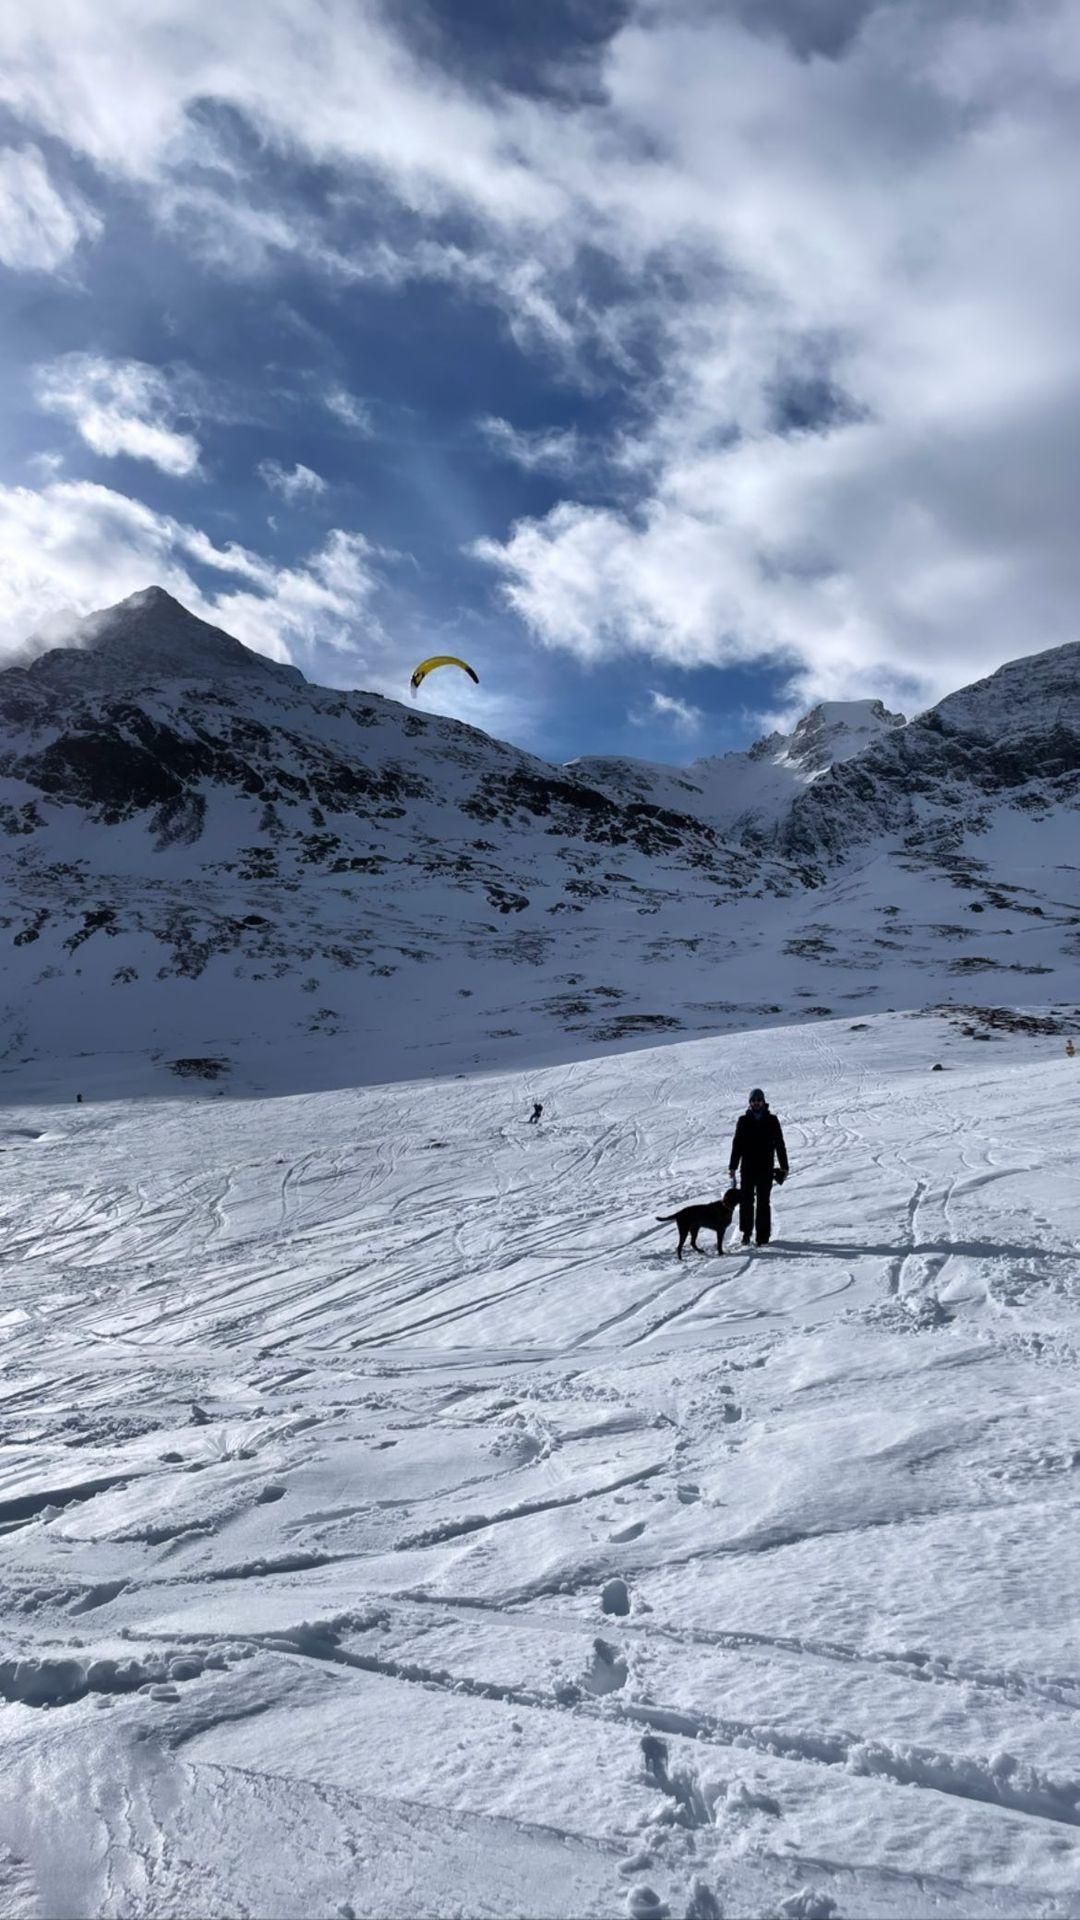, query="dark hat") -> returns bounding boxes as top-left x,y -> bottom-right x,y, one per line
748,1088 -> 766,1102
